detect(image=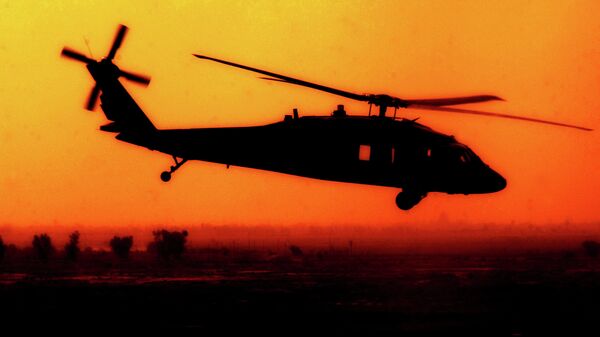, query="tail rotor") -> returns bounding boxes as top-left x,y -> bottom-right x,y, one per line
61,24 -> 151,111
